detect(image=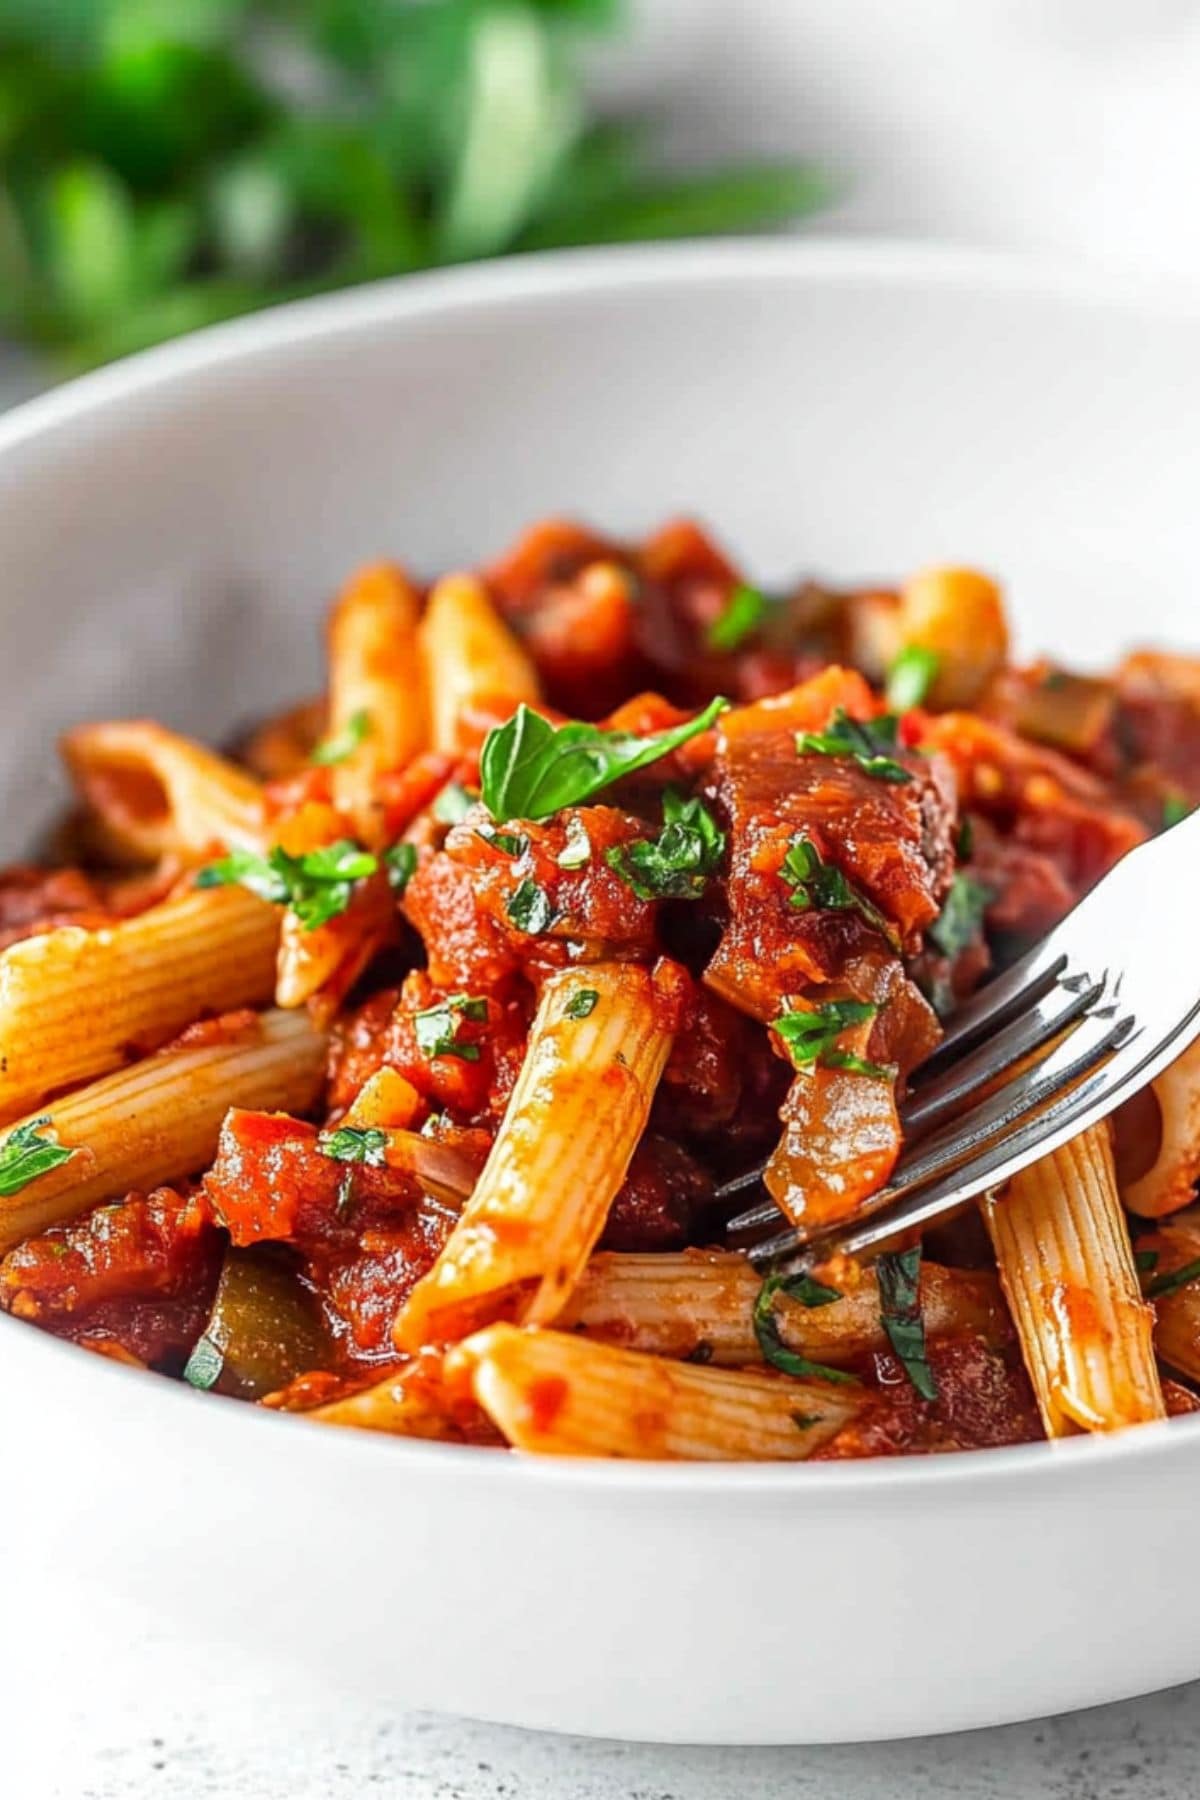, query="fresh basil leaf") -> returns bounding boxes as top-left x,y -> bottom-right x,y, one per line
796,708 -> 911,784
706,583 -> 767,652
384,842 -> 418,894
505,876 -> 558,935
778,834 -> 899,947
479,697 -> 727,822
477,824 -> 529,858
412,993 -> 488,1062
876,1246 -> 938,1401
606,789 -> 725,901
311,707 -> 370,767
1145,1255 -> 1200,1300
773,999 -> 891,1080
182,1333 -> 224,1393
886,645 -> 940,711
433,781 -> 476,825
556,816 -> 592,868
0,1117 -> 77,1196
564,988 -> 599,1019
752,1273 -> 861,1385
318,1125 -> 389,1166
197,839 -> 378,931
928,874 -> 992,960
